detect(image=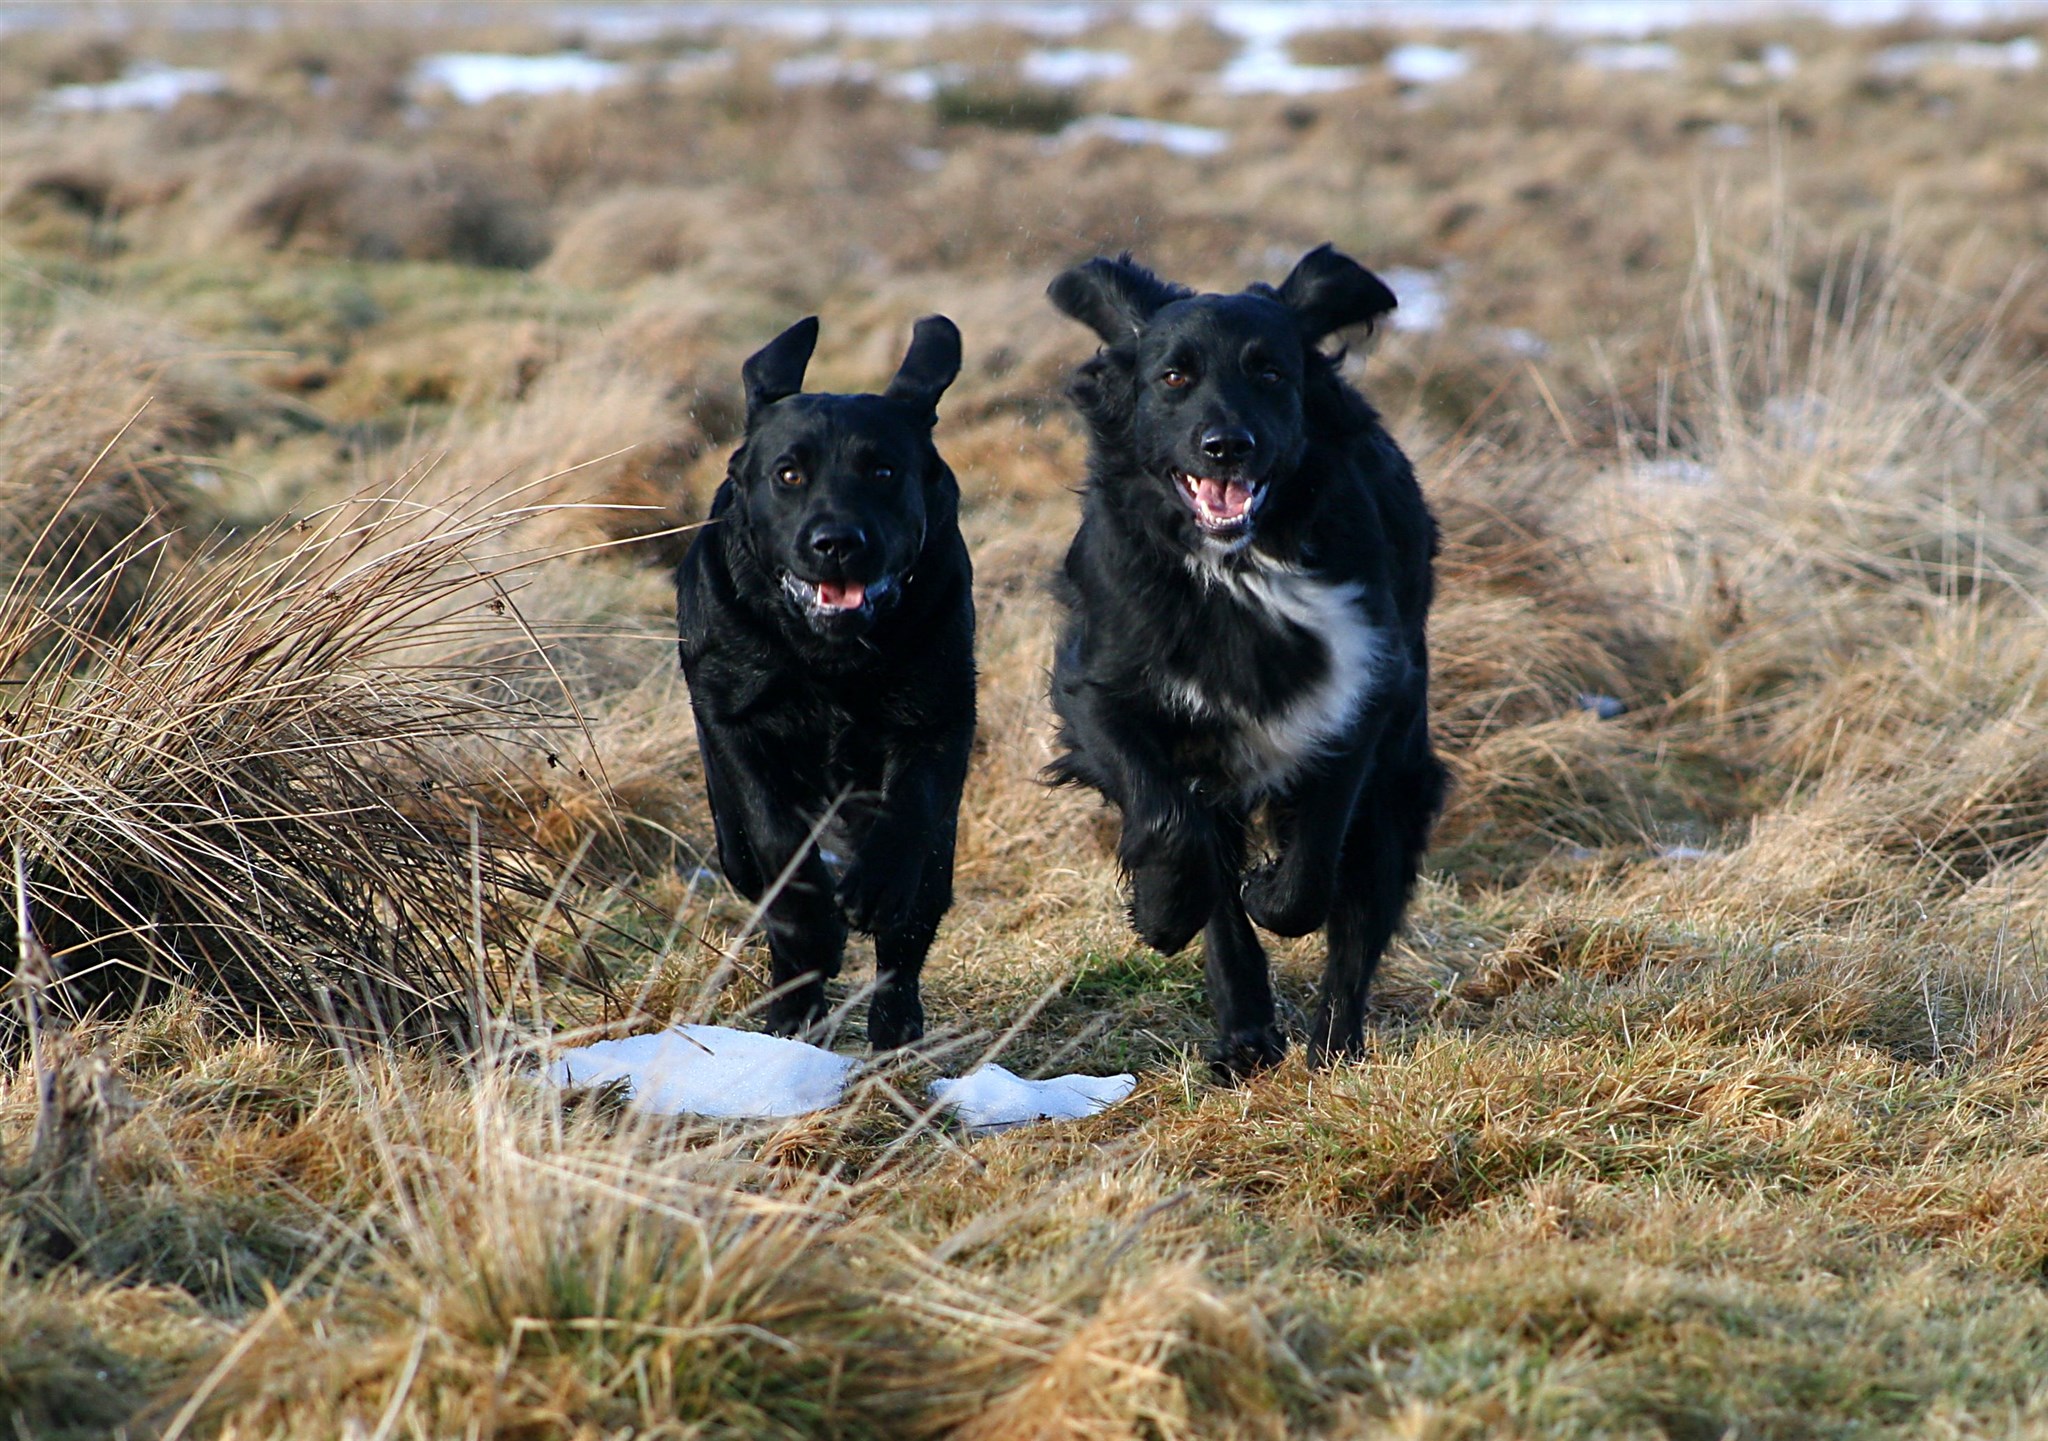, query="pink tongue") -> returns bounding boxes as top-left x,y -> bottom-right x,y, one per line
1192,477 -> 1251,519
816,580 -> 866,610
